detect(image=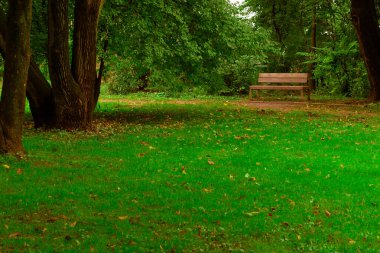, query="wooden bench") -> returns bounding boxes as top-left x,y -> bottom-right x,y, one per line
249,73 -> 310,100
